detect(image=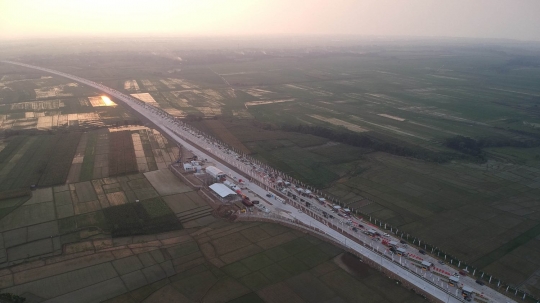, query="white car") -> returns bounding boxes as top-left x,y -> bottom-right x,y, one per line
383,233 -> 390,237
